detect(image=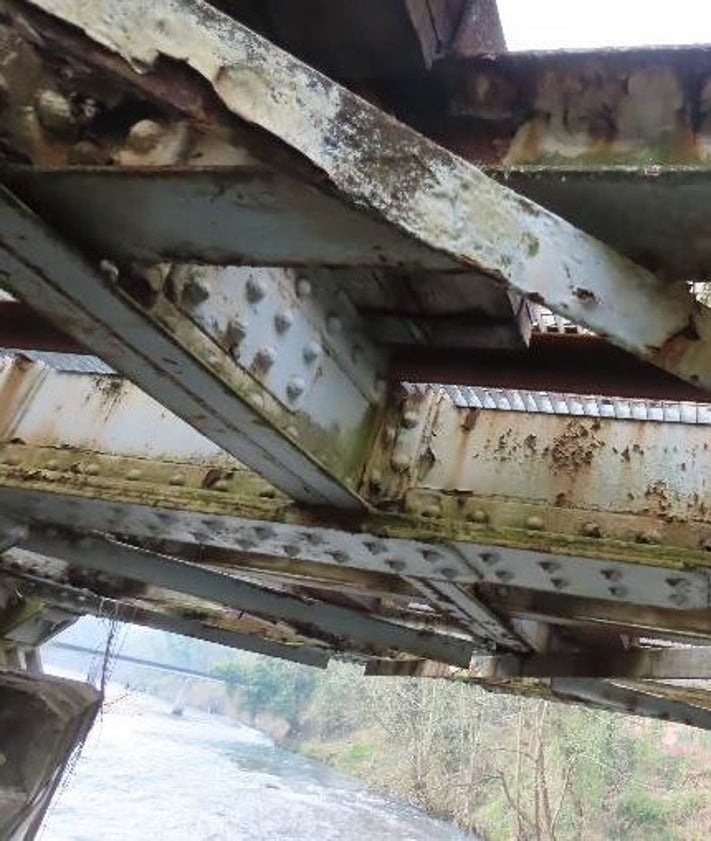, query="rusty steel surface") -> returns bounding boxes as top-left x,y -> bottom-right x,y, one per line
439,46 -> 711,167
392,333 -> 710,401
370,390 -> 711,545
6,0 -> 711,395
0,187 -> 388,508
3,0 -> 711,729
